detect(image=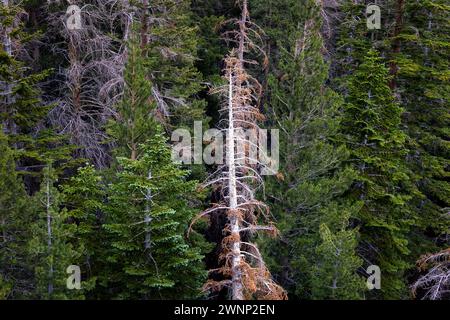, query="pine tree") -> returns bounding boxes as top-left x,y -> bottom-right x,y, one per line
253,0 -> 365,299
107,35 -> 156,161
27,164 -> 86,299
